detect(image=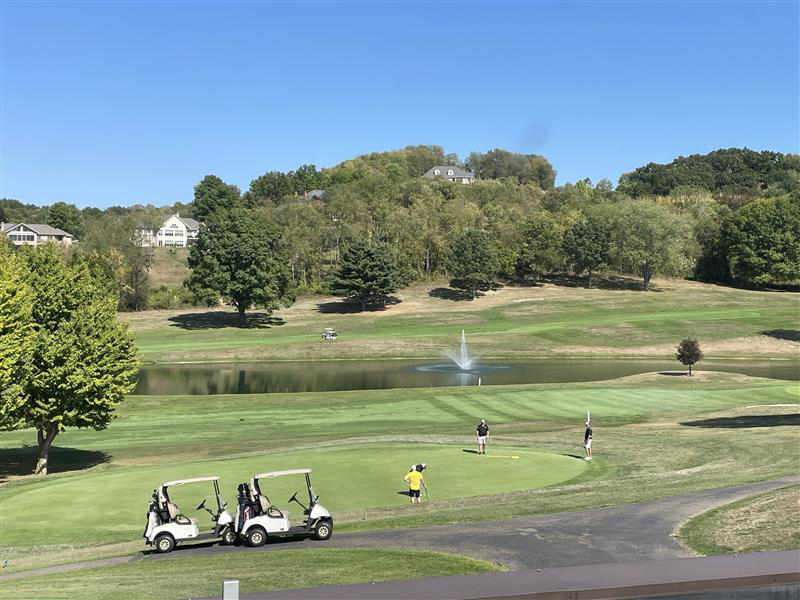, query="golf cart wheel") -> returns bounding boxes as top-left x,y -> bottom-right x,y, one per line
154,534 -> 175,553
313,520 -> 333,541
221,526 -> 237,546
246,527 -> 266,547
